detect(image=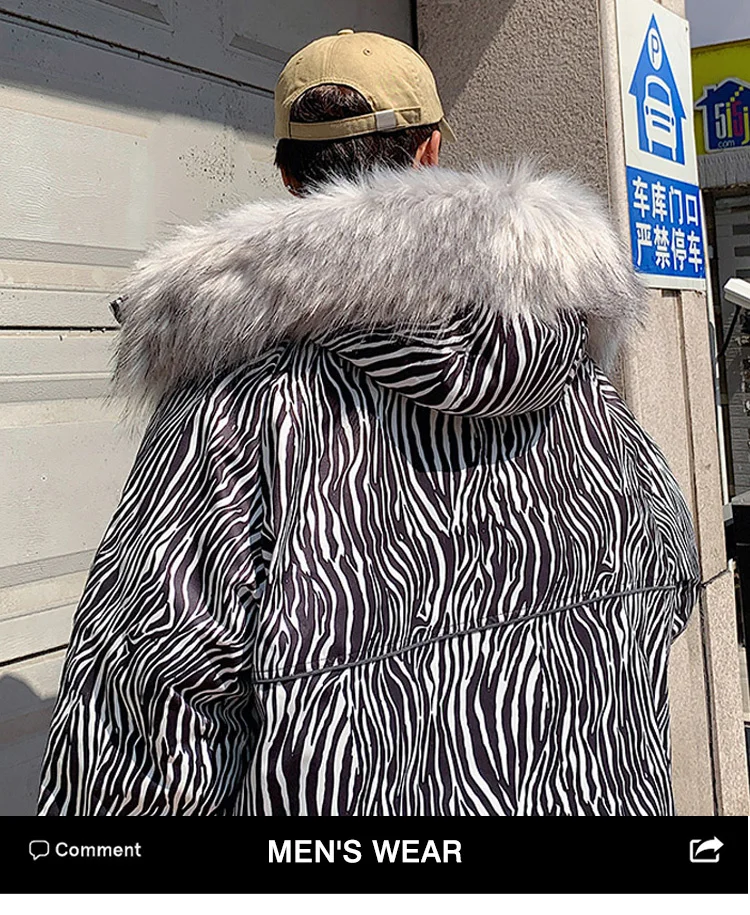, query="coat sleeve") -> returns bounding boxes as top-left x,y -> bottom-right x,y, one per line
37,359 -> 277,816
594,364 -> 702,644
